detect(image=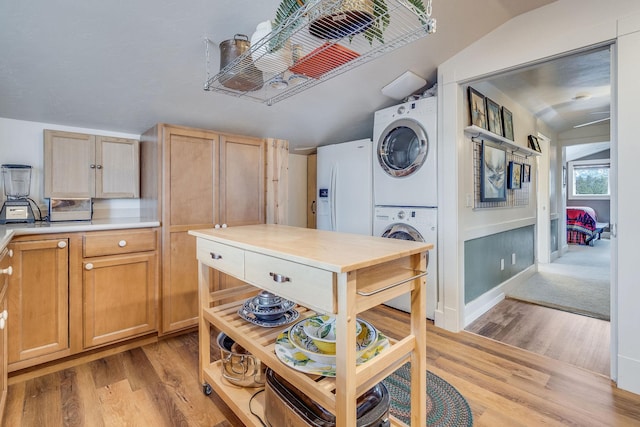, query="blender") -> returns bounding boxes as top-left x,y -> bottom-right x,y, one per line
0,164 -> 36,224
